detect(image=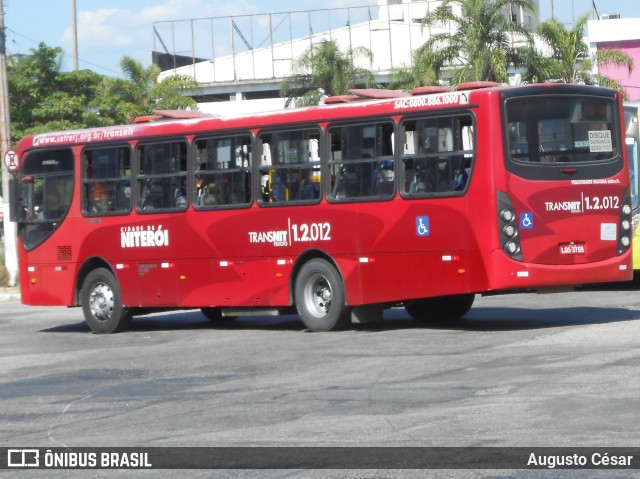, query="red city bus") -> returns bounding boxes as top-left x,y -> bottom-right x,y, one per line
9,83 -> 633,333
